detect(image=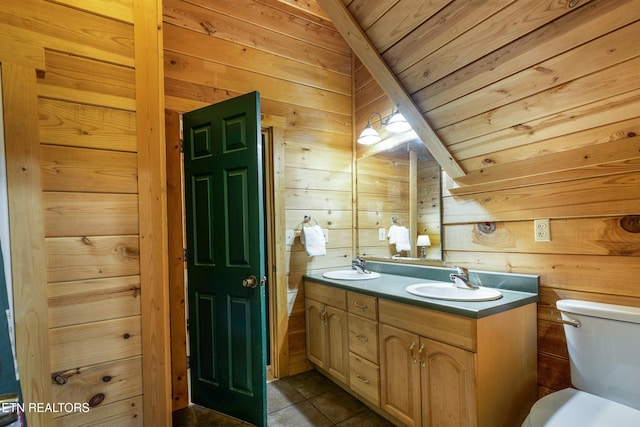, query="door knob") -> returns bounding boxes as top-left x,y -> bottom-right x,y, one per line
243,275 -> 257,288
